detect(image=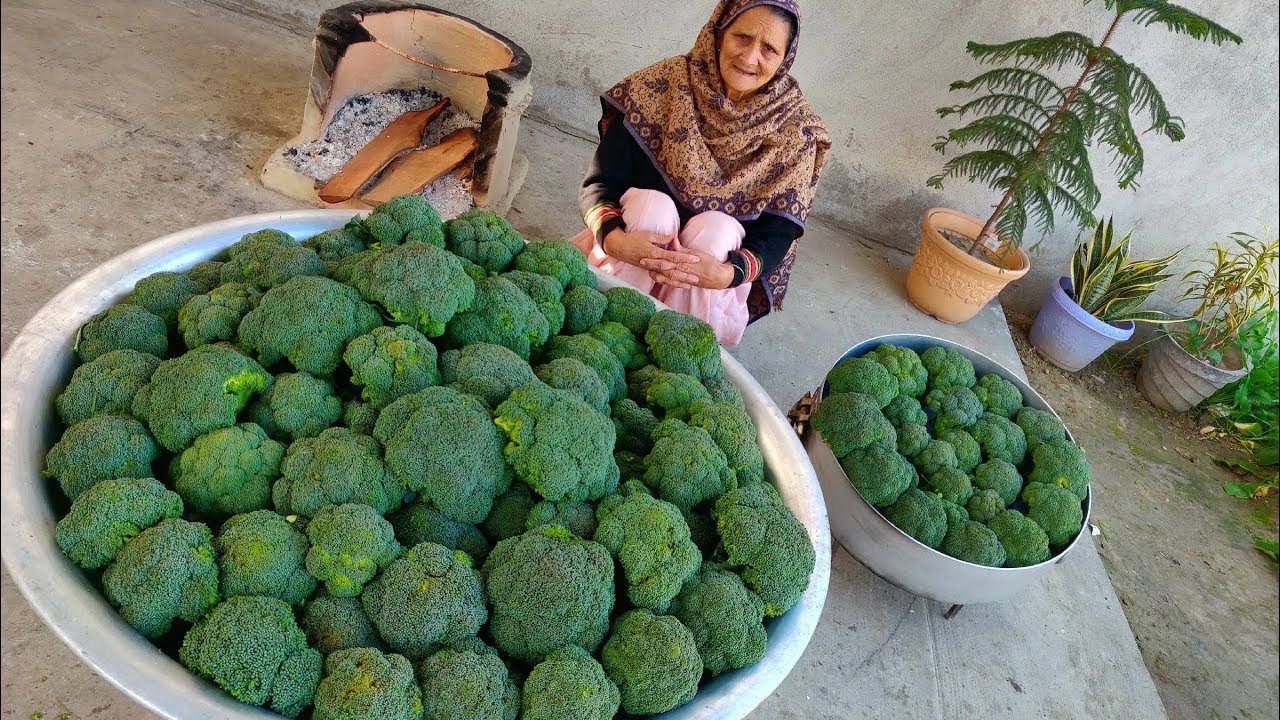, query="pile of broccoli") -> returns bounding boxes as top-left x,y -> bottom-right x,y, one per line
812,342 -> 1089,568
44,195 -> 816,719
